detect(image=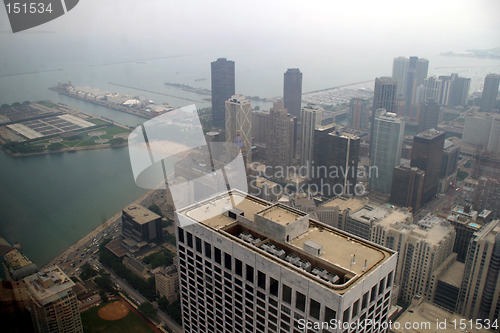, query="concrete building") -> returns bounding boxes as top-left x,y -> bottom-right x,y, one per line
431,255 -> 464,312
458,219 -> 500,321
211,58 -> 235,128
479,73 -> 500,112
462,112 -> 494,148
252,110 -> 270,145
391,296 -> 484,333
266,101 -> 296,181
423,76 -> 443,103
314,195 -> 367,230
226,95 -> 253,162
473,177 -> 500,219
24,266 -> 83,333
283,68 -> 303,119
3,248 -> 38,308
438,74 -> 470,106
440,139 -> 460,179
371,214 -> 456,305
390,165 -> 425,213
176,191 -> 397,333
300,104 -> 322,175
370,110 -> 405,194
447,205 -> 484,263
313,125 -> 360,197
122,204 -> 163,244
348,98 -> 370,130
410,129 -> 445,204
154,264 -> 179,304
